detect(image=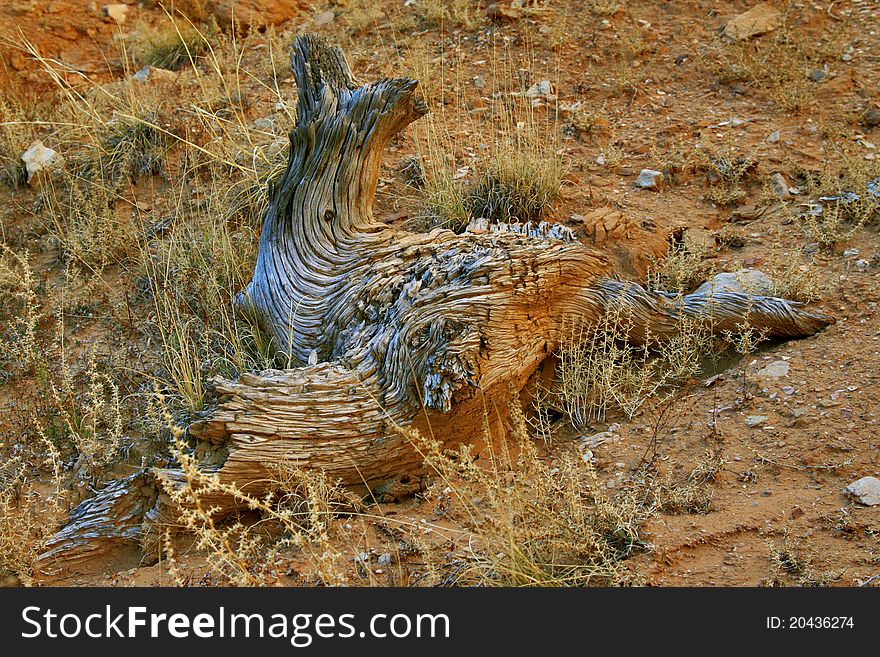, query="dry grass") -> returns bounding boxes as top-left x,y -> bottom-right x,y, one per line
587,0 -> 624,17
0,474 -> 64,585
794,144 -> 880,248
699,143 -> 759,207
44,171 -> 136,271
650,136 -> 698,183
130,19 -> 214,71
703,13 -> 845,112
157,399 -> 362,586
419,0 -> 479,31
647,239 -> 711,294
407,399 -> 653,586
0,96 -> 36,188
554,307 -> 717,428
1,13 -> 292,584
769,258 -> 824,304
407,40 -> 566,232
653,450 -> 723,515
463,149 -> 565,225
764,534 -> 843,587
0,246 -> 43,382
